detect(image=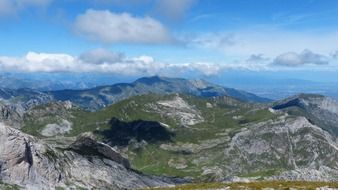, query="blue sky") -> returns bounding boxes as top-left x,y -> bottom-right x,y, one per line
0,0 -> 338,82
